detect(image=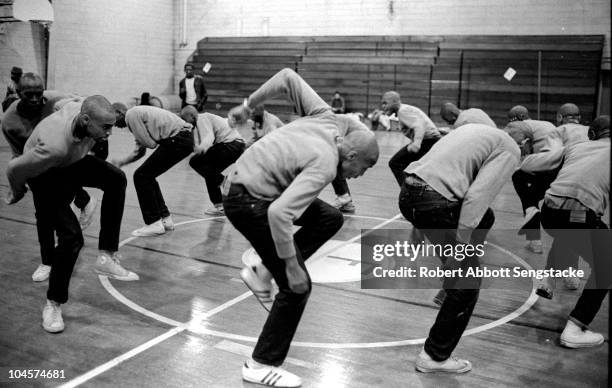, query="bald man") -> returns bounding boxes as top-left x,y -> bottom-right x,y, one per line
381,91 -> 442,186
504,107 -> 557,253
1,73 -> 104,282
226,68 -> 379,387
180,105 -> 245,215
440,102 -> 496,128
6,96 -> 138,333
400,124 -> 519,373
112,105 -> 196,237
530,116 -> 610,347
